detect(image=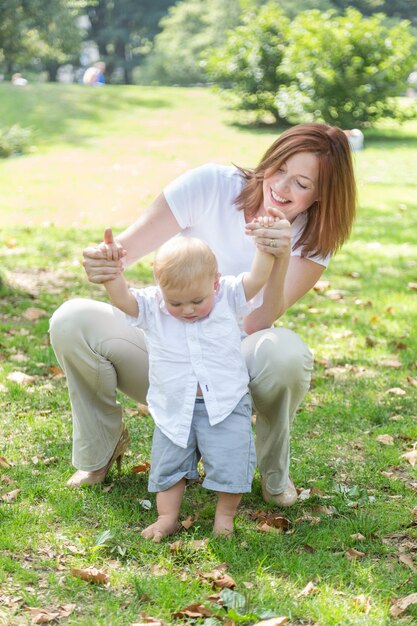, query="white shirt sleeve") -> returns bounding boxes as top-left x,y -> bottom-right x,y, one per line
163,164 -> 223,229
125,286 -> 160,330
220,274 -> 263,316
